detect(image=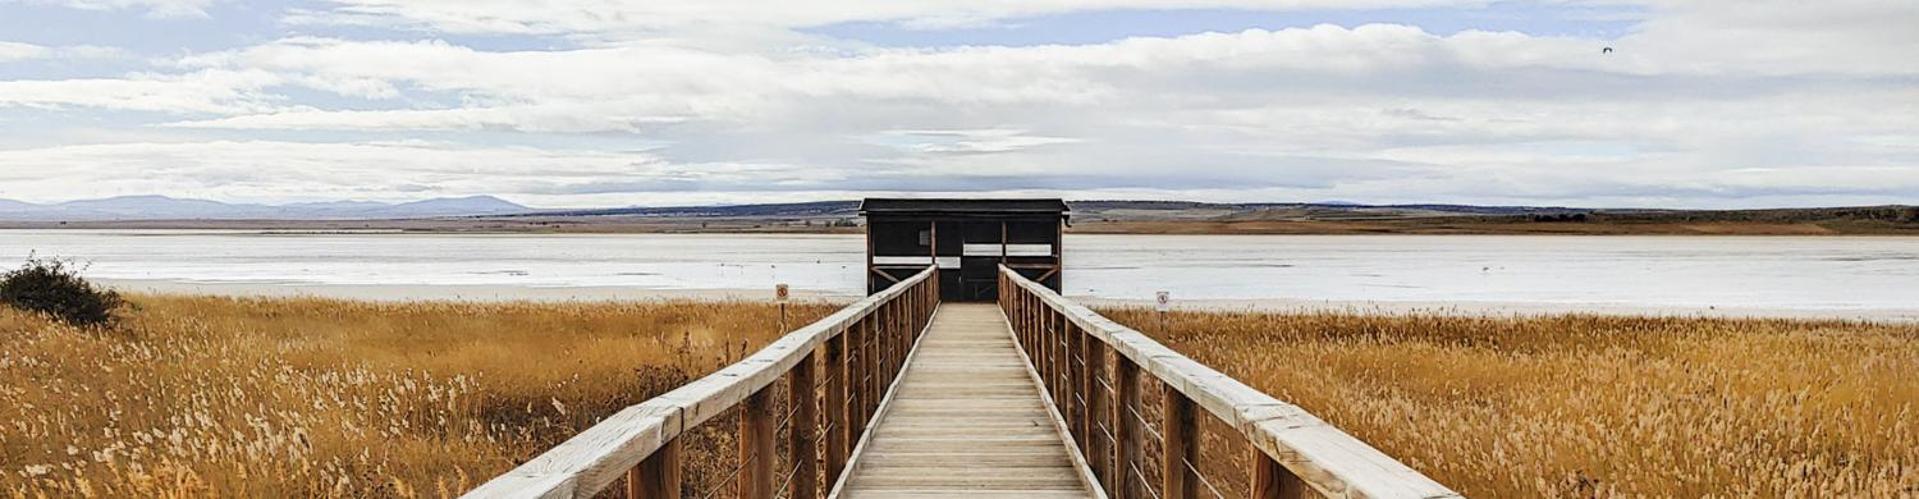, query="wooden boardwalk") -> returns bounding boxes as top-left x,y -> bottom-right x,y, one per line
839,303 -> 1096,498
466,266 -> 1457,499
